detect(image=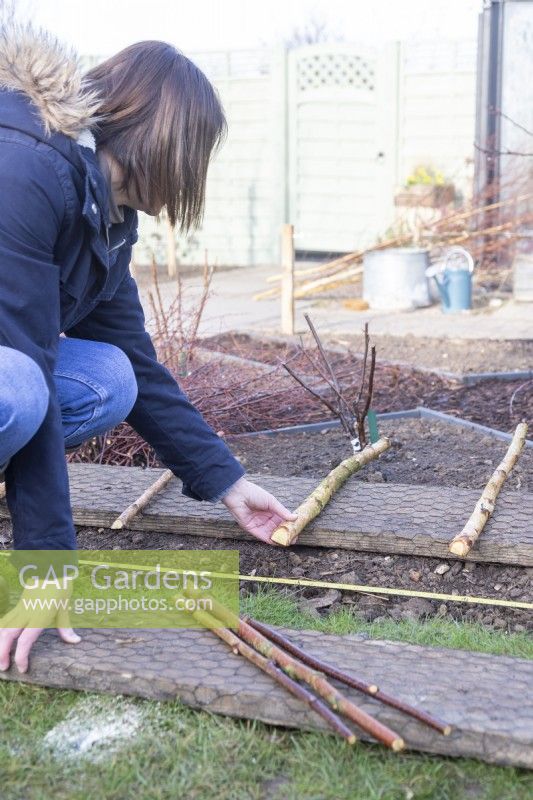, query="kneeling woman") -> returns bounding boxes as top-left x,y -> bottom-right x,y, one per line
0,21 -> 295,671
